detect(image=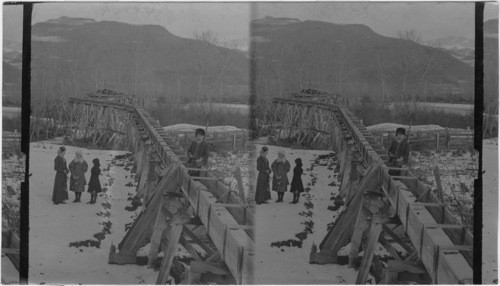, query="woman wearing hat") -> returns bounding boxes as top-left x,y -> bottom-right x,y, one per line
69,150 -> 88,202
52,146 -> 69,205
255,146 -> 272,204
87,158 -> 102,204
271,150 -> 291,203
